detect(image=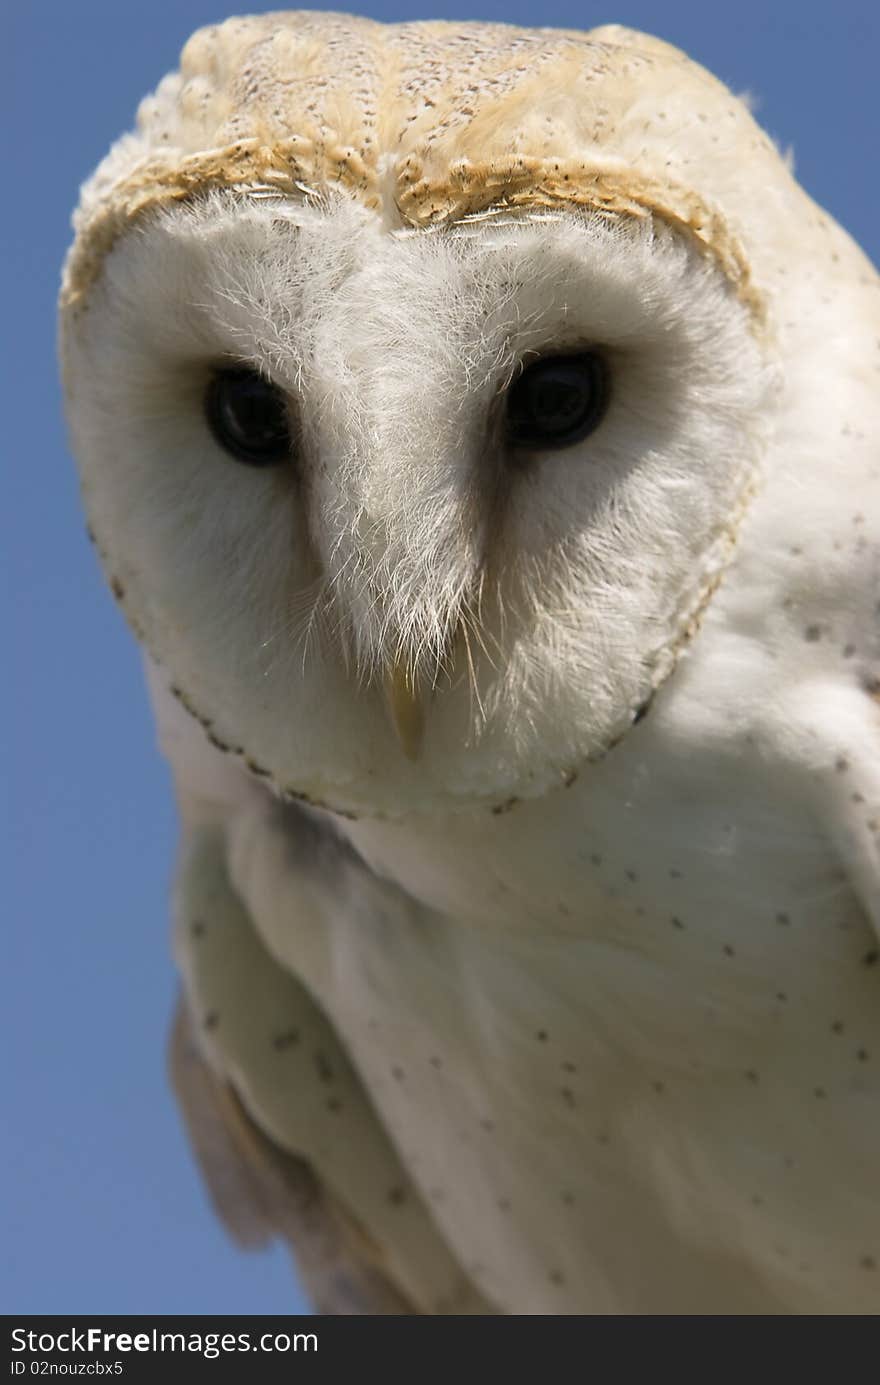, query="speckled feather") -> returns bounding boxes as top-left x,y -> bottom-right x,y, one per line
62,12 -> 785,311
